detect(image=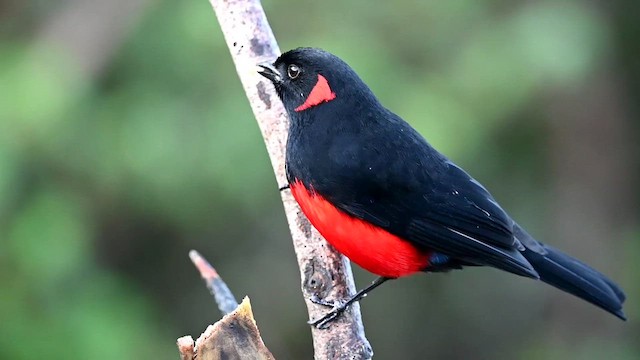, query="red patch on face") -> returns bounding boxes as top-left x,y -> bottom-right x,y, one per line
294,74 -> 337,112
290,179 -> 431,278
